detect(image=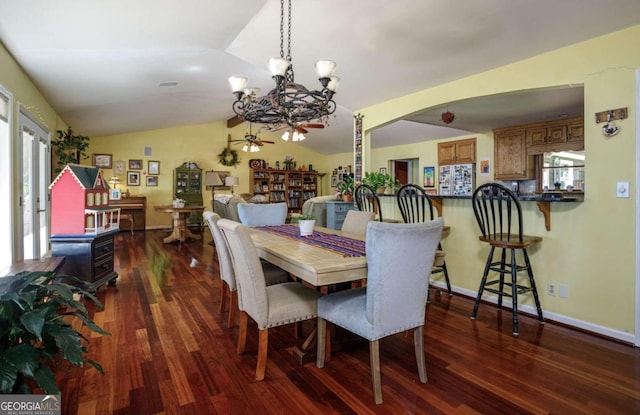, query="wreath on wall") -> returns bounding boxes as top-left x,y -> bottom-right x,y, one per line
218,147 -> 240,167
